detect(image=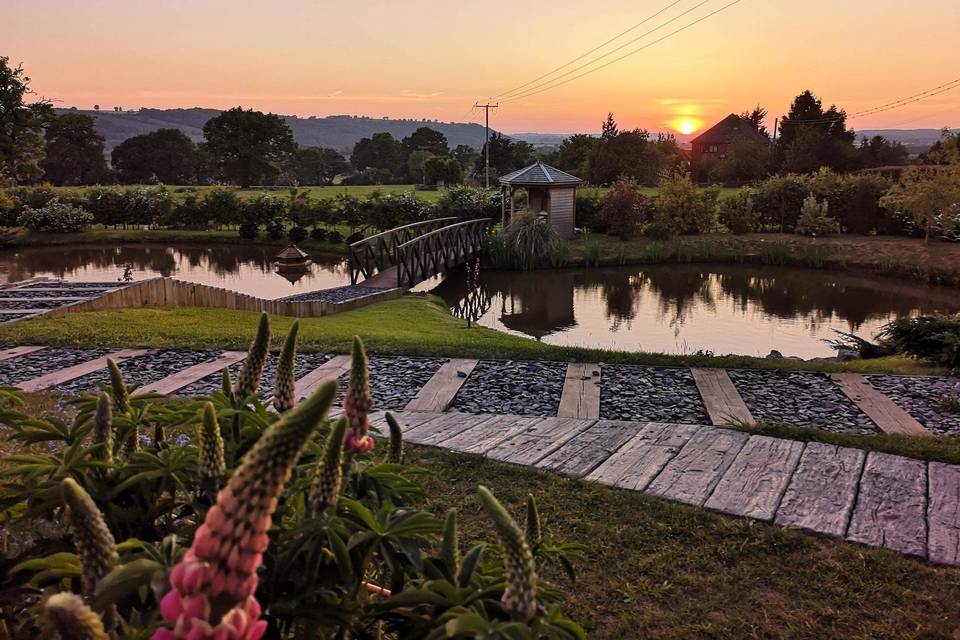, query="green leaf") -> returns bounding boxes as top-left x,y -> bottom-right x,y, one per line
92,558 -> 165,611
326,529 -> 354,585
